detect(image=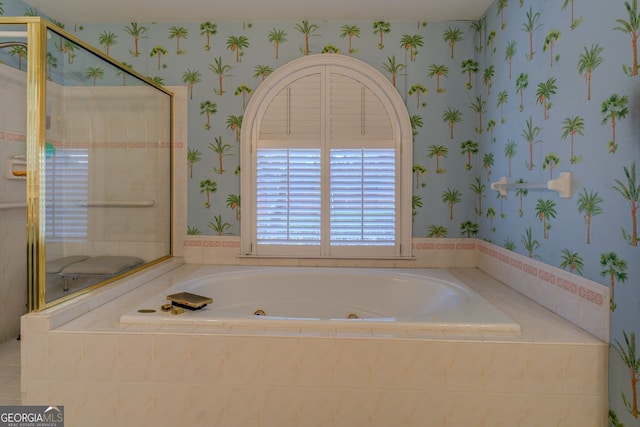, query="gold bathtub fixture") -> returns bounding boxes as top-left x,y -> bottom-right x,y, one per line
160,302 -> 183,315
254,309 -> 266,316
166,292 -> 213,310
170,306 -> 184,315
347,313 -> 359,319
